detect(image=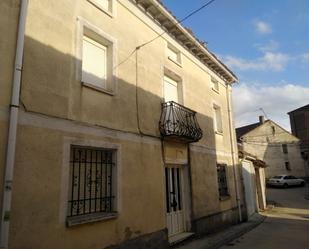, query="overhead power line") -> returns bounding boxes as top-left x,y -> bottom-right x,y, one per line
137,0 -> 218,50
114,0 -> 219,69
